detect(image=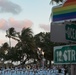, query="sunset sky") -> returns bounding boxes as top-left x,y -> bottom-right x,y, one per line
0,0 -> 52,46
